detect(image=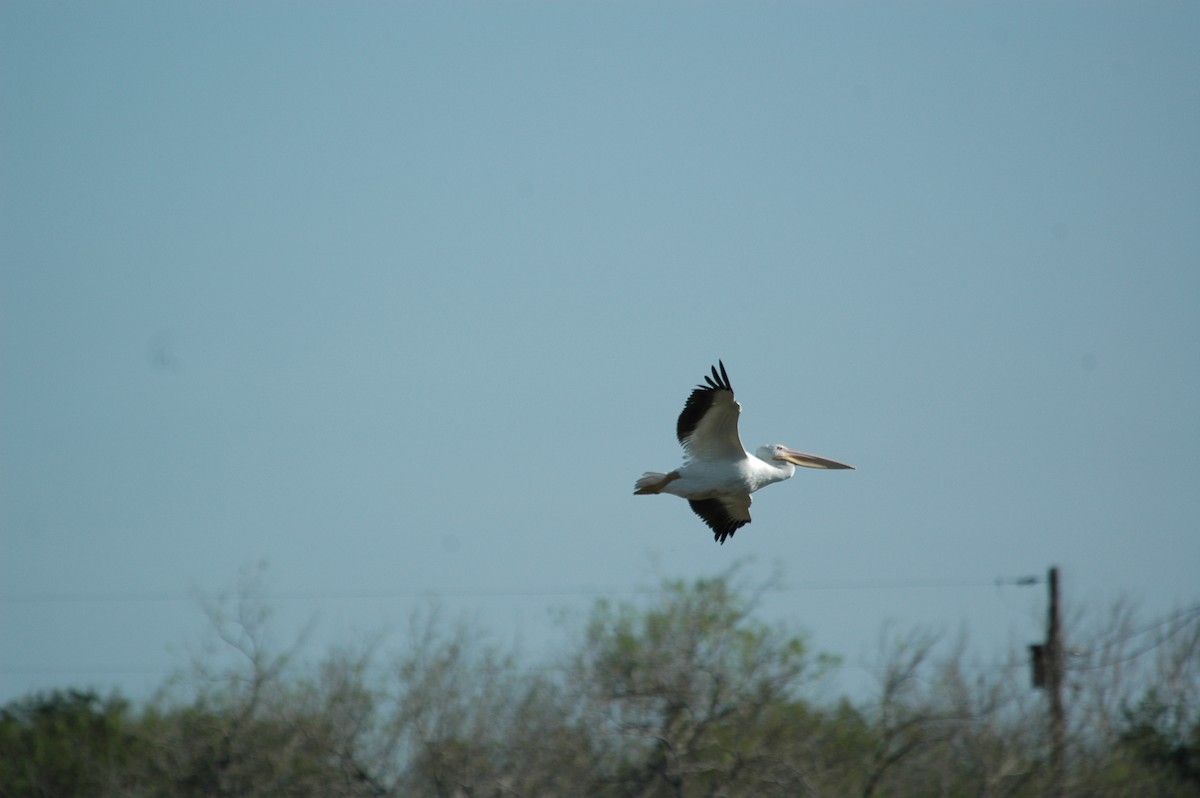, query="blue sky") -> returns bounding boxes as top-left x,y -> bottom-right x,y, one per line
2,2 -> 1198,703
